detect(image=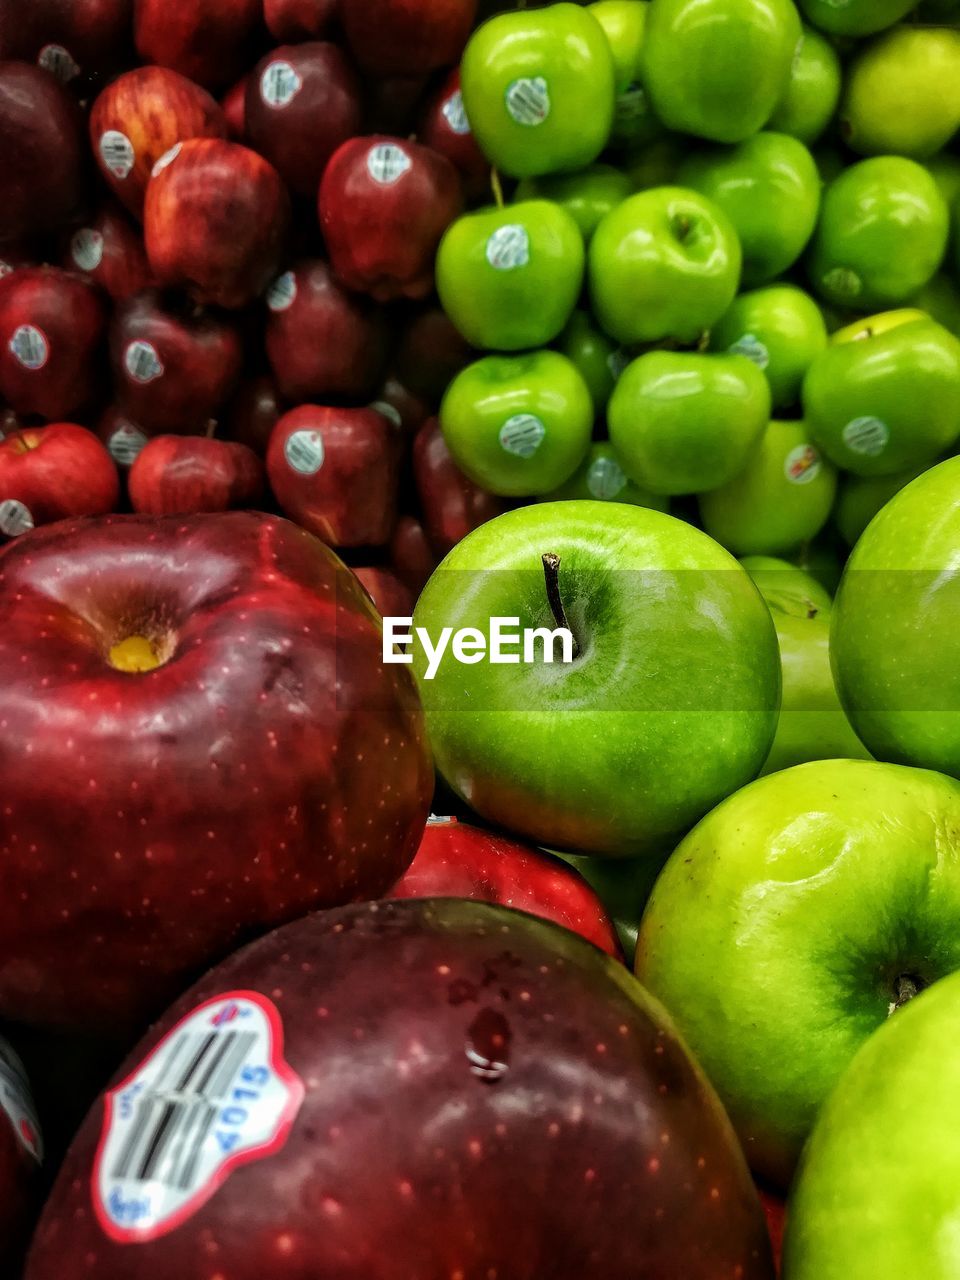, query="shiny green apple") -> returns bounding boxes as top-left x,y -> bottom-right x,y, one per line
835,465 -> 927,547
739,555 -> 833,617
514,164 -> 632,241
797,0 -> 920,36
557,310 -> 623,411
588,0 -> 662,149
709,285 -> 828,410
767,24 -> 842,145
544,441 -> 669,508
